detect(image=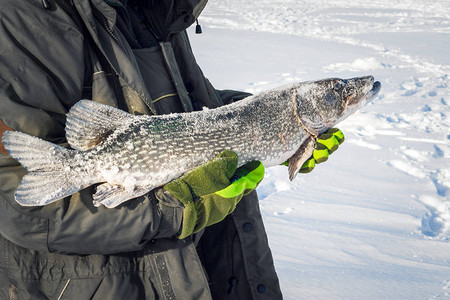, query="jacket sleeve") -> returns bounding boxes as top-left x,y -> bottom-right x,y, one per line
0,2 -> 182,255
